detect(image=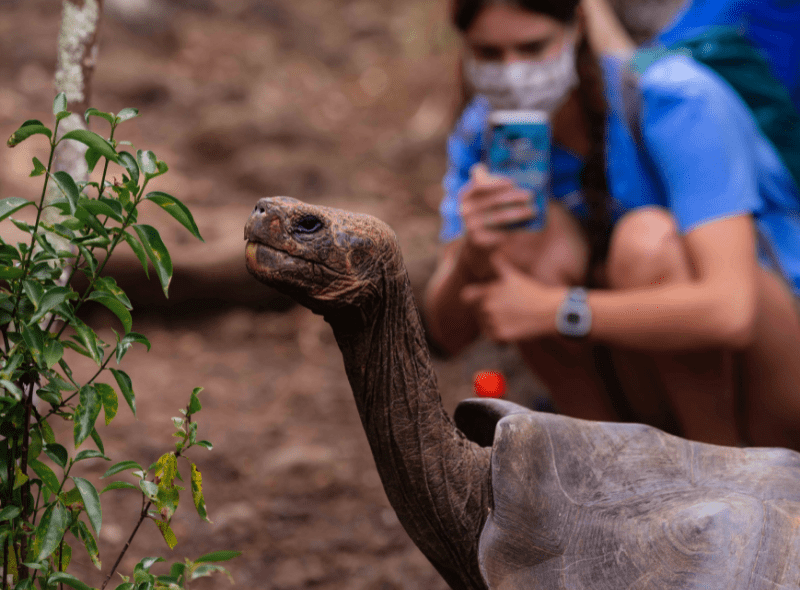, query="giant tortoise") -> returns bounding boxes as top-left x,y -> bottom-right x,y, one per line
244,196 -> 800,590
